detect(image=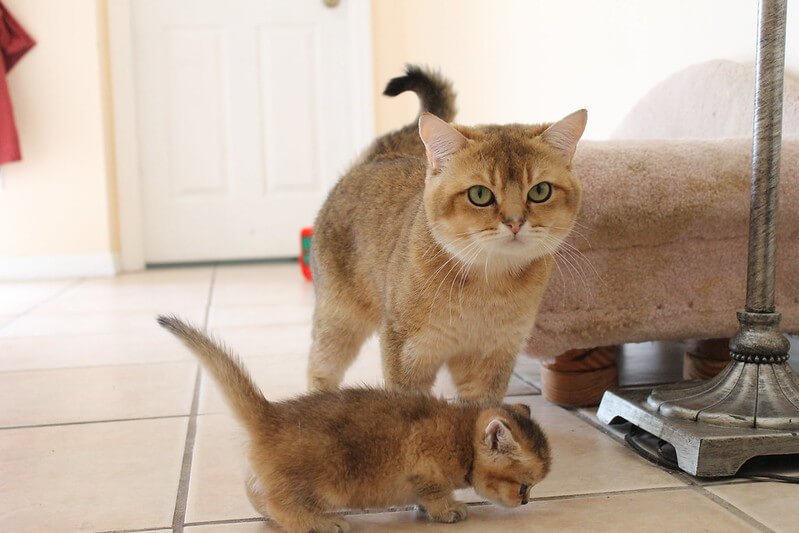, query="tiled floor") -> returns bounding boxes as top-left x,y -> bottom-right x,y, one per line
0,264 -> 797,532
